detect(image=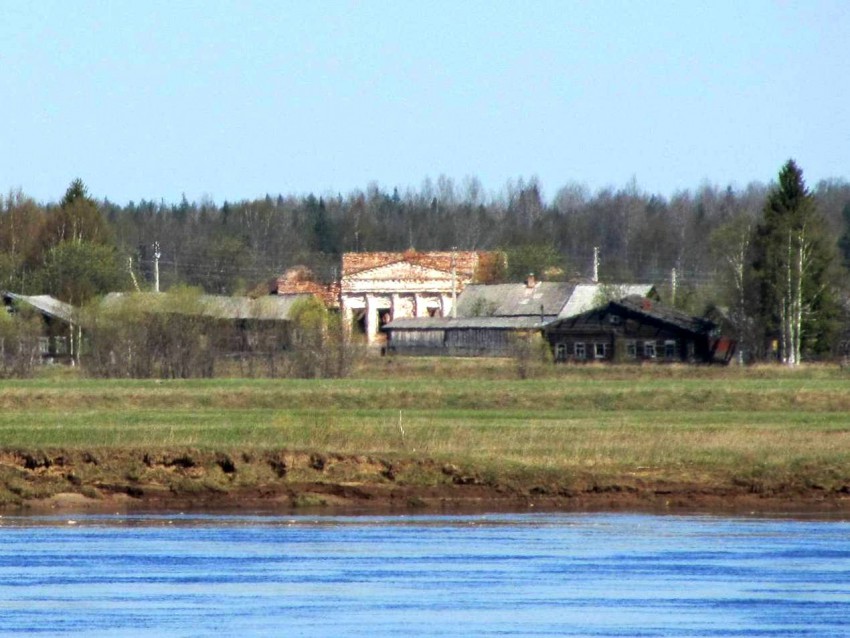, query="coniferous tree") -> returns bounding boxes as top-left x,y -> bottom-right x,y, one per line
837,203 -> 850,270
